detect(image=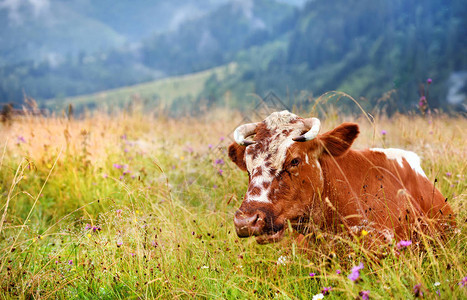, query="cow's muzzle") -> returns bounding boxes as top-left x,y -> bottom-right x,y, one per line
233,210 -> 266,237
